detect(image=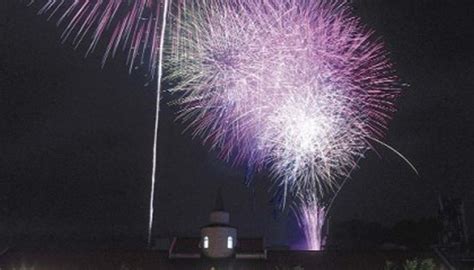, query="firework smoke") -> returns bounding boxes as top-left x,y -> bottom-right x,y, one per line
167,0 -> 402,199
